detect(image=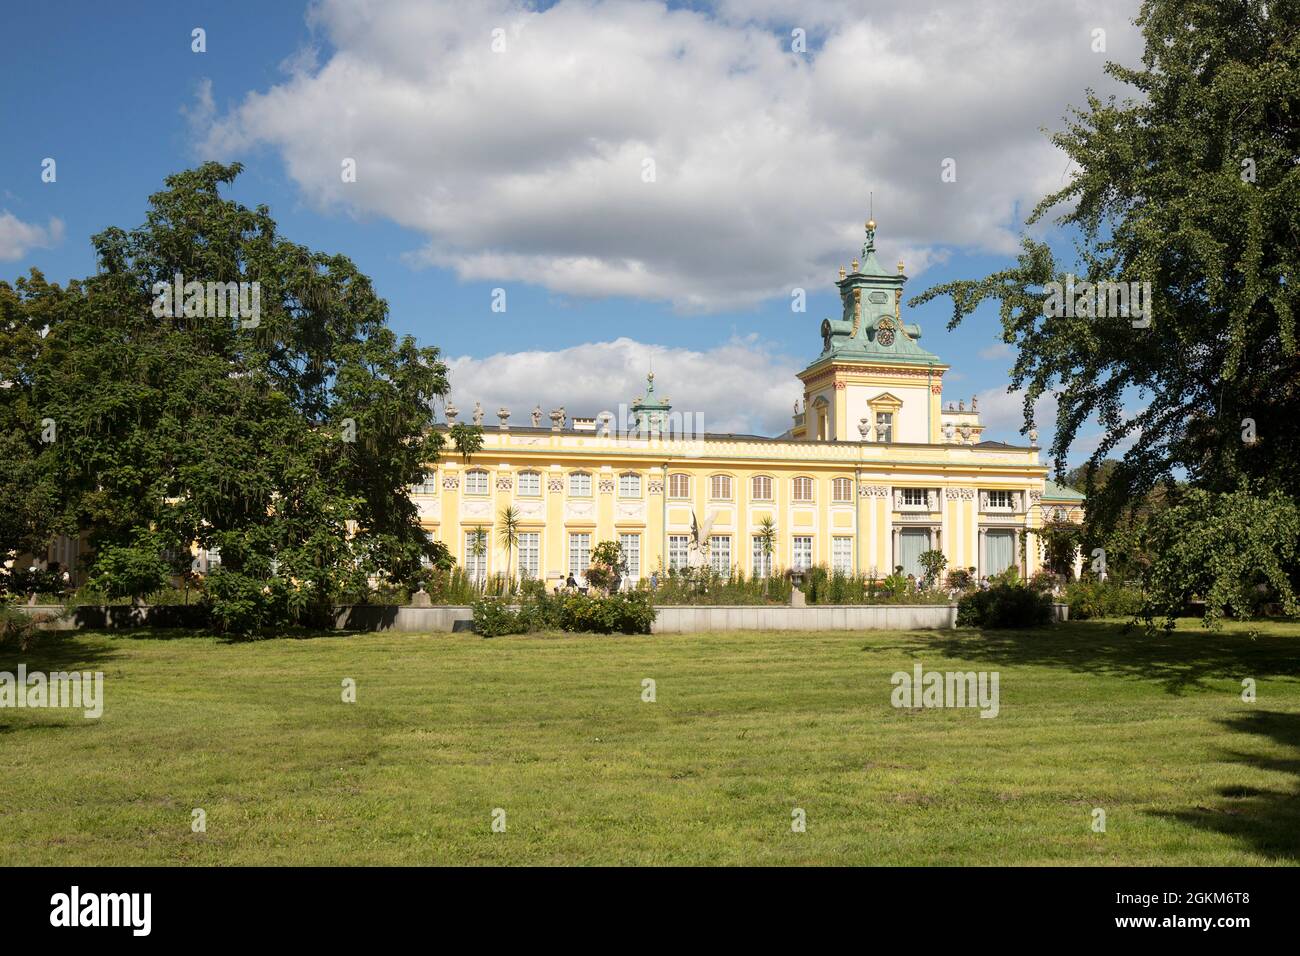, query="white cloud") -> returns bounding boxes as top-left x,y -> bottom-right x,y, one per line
0,212 -> 64,261
444,334 -> 801,435
198,0 -> 1144,311
971,384 -> 1057,445
978,342 -> 1014,361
